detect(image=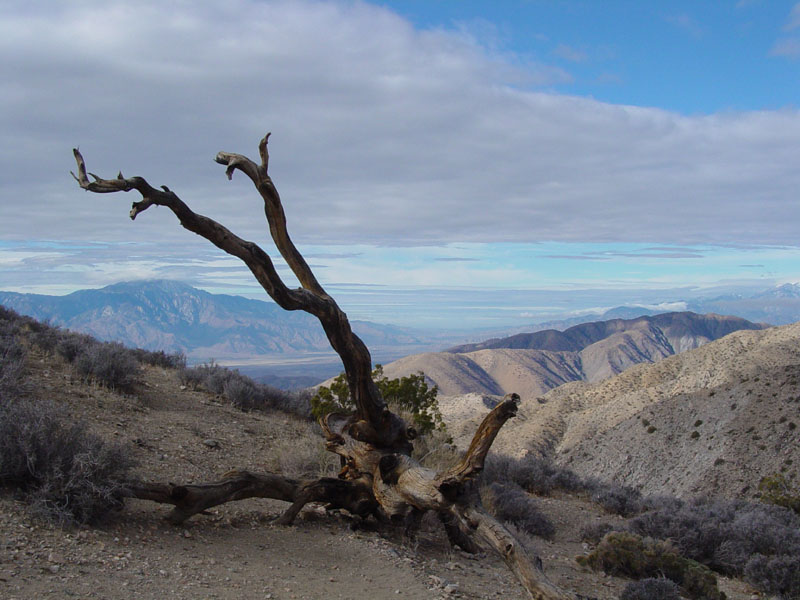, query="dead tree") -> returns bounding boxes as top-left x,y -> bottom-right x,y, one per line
71,134 -> 575,600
